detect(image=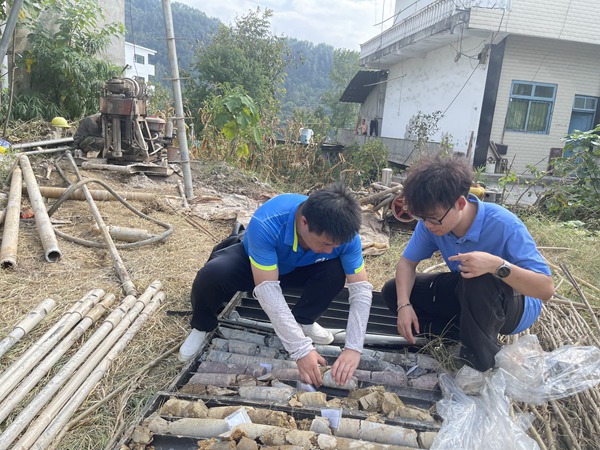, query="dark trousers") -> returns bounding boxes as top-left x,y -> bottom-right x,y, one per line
190,243 -> 346,332
381,272 -> 524,371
